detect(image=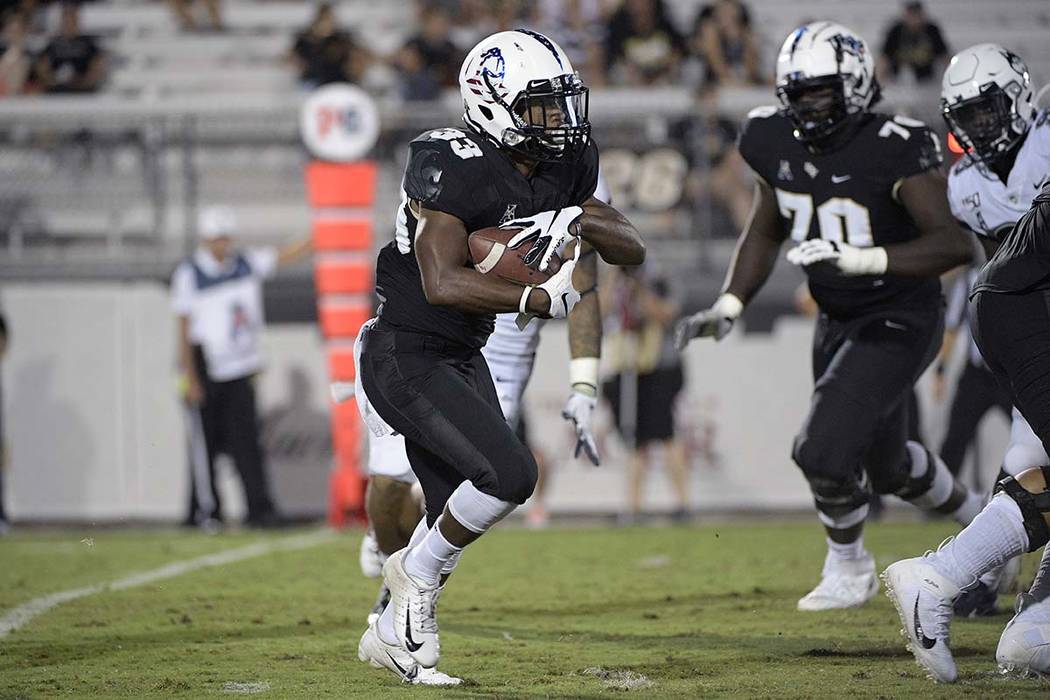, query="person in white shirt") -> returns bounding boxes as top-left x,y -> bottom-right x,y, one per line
171,205 -> 311,528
